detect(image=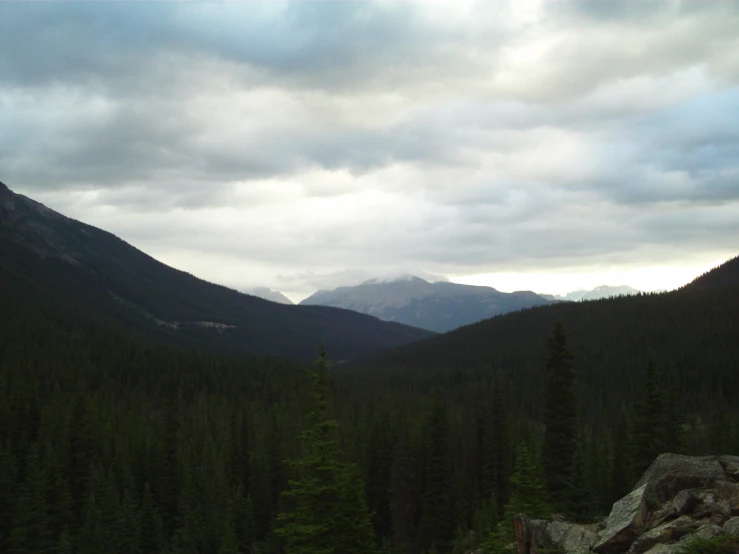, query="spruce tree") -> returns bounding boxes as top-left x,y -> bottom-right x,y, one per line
9,445 -> 52,554
565,437 -> 598,522
610,408 -> 632,502
632,356 -> 665,475
491,384 -> 511,517
541,323 -> 577,512
366,412 -> 395,543
418,391 -> 453,554
482,444 -> 551,554
275,344 -> 377,554
389,426 -> 417,554
663,368 -> 685,454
